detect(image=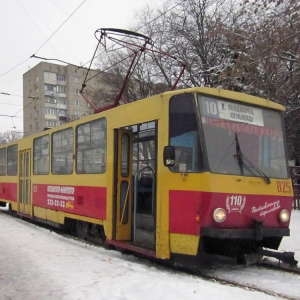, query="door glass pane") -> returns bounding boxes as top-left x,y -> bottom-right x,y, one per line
120,180 -> 129,224
25,152 -> 29,177
121,134 -> 129,177
25,179 -> 28,204
19,180 -> 23,204
20,153 -> 24,177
